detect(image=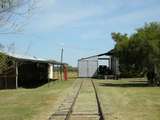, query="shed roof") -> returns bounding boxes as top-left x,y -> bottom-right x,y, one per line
98,49 -> 114,56
79,49 -> 115,61
0,51 -> 62,65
